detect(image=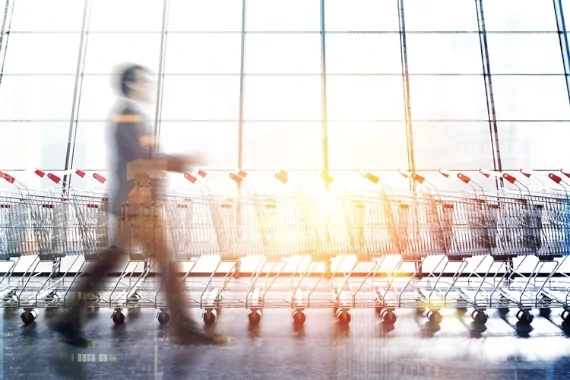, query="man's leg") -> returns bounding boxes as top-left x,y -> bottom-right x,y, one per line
51,245 -> 126,347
